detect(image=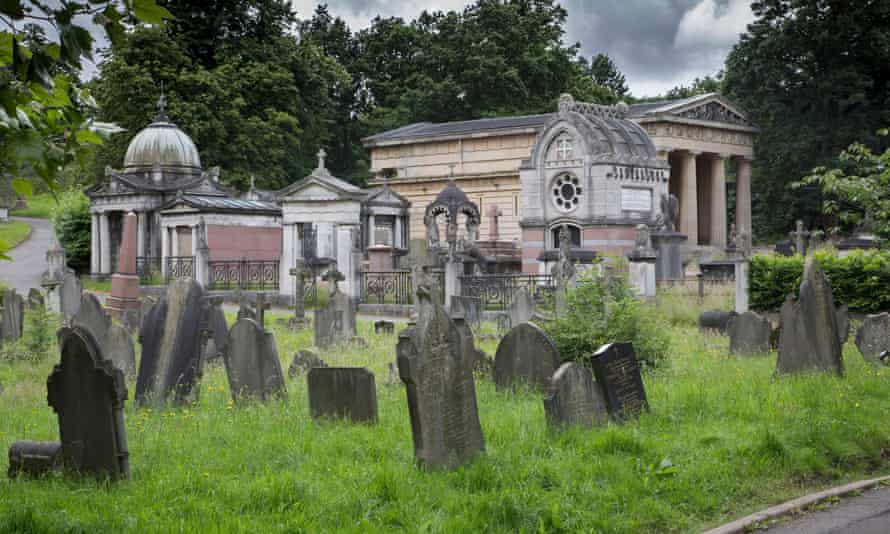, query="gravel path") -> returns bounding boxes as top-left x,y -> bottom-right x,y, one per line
1,217 -> 54,293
